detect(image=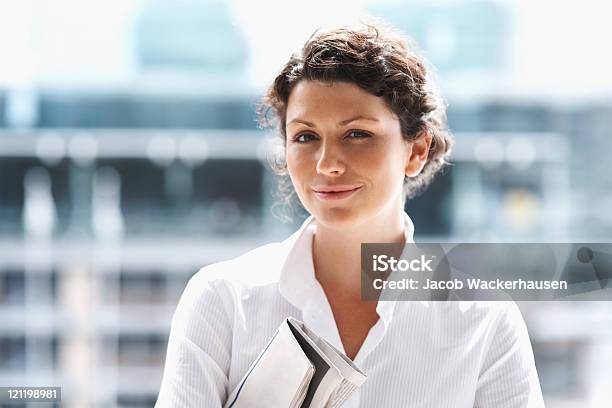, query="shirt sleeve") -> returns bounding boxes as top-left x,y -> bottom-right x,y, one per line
156,269 -> 233,408
474,302 -> 545,408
